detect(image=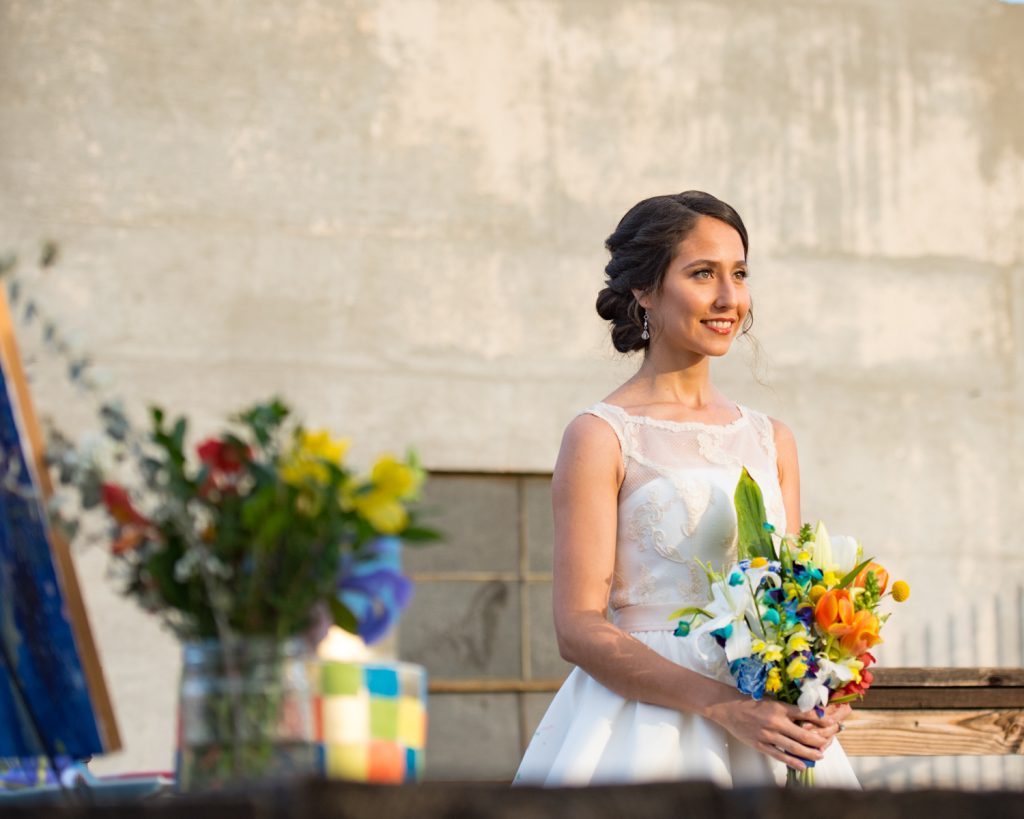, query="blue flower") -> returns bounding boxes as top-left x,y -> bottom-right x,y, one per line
728,571 -> 745,587
730,656 -> 768,700
336,536 -> 414,644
